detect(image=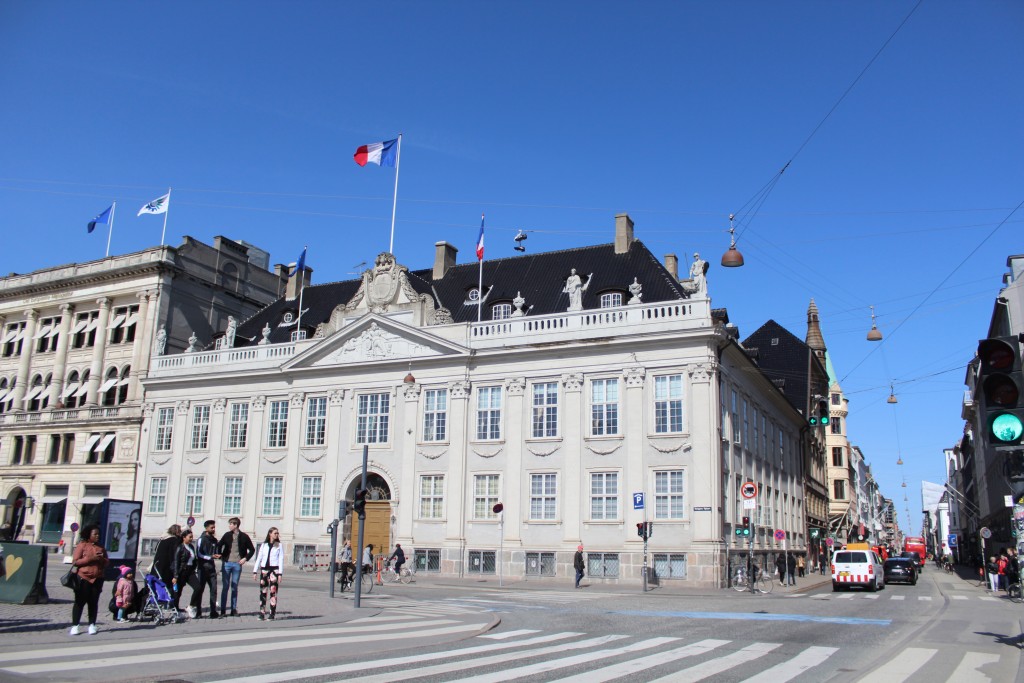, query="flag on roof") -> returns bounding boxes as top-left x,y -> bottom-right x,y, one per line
292,246 -> 307,275
476,214 -> 485,261
87,205 -> 112,234
138,193 -> 169,216
353,138 -> 399,167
